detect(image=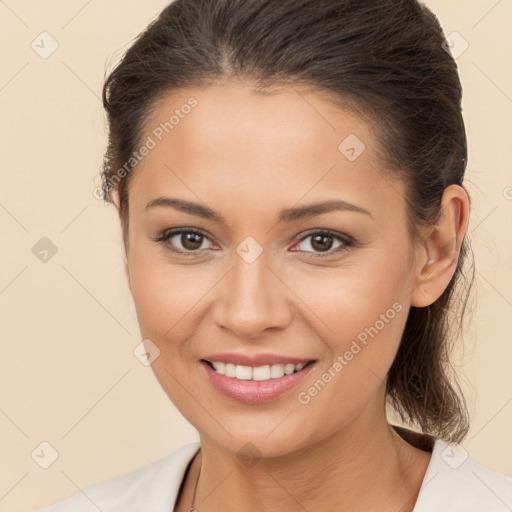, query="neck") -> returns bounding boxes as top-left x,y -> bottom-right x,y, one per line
185,407 -> 432,512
